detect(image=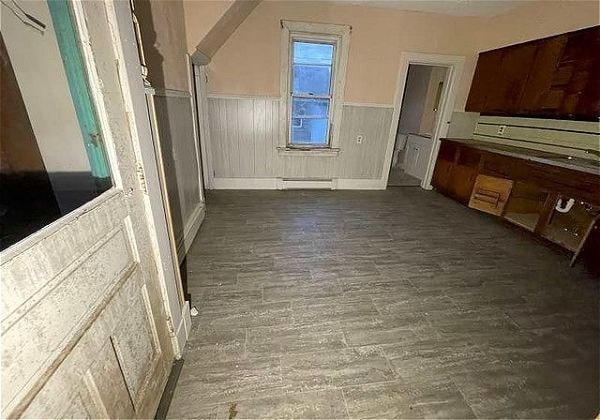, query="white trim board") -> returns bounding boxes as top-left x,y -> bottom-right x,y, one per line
211,177 -> 387,190
154,88 -> 191,98
207,94 -> 281,101
382,52 -> 465,190
343,102 -> 394,109
213,177 -> 280,189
